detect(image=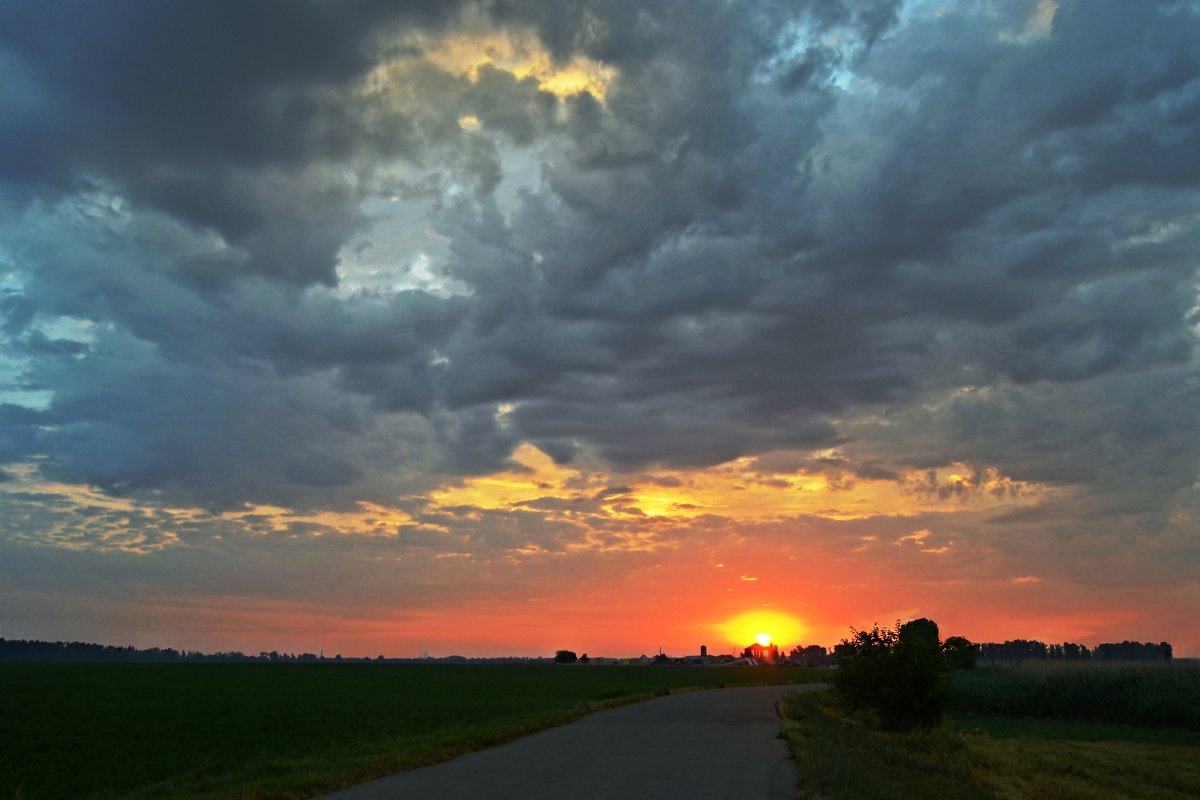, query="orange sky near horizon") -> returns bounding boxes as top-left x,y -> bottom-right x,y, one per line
23,561 -> 1184,659
4,441 -> 1194,658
